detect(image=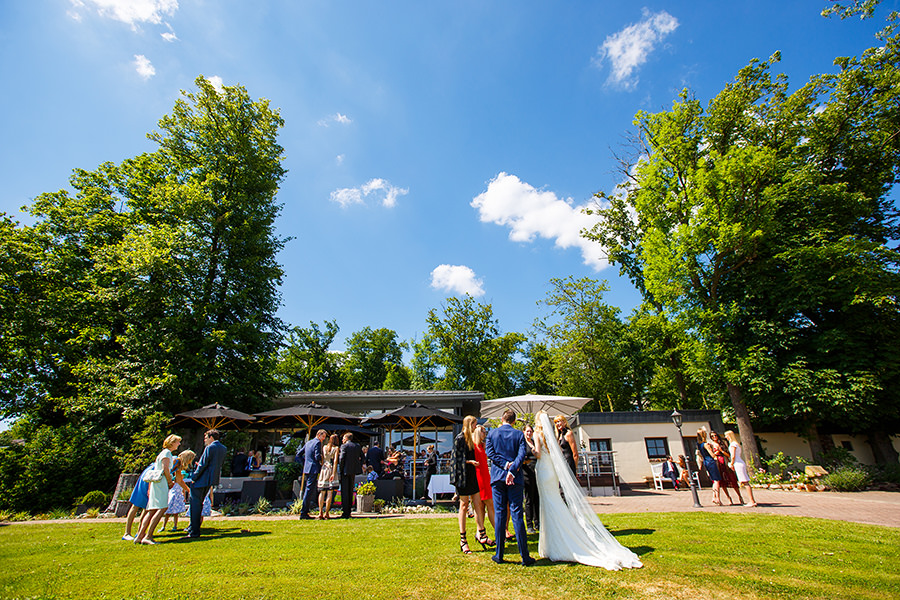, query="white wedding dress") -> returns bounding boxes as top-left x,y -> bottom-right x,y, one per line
535,412 -> 643,570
